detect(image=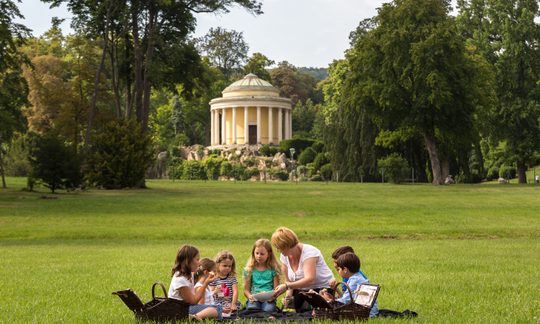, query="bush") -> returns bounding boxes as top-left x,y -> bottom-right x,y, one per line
279,138 -> 316,158
4,135 -> 32,176
244,167 -> 260,179
230,164 -> 247,180
220,161 -> 232,177
486,165 -> 499,181
168,157 -> 184,180
313,152 -> 330,172
499,165 -> 516,179
28,133 -> 82,193
86,119 -> 153,189
311,141 -> 325,153
269,167 -> 289,181
203,155 -> 224,180
259,144 -> 279,157
182,160 -> 206,180
298,147 -> 317,165
320,163 -> 333,182
242,156 -> 257,167
378,153 -> 409,184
